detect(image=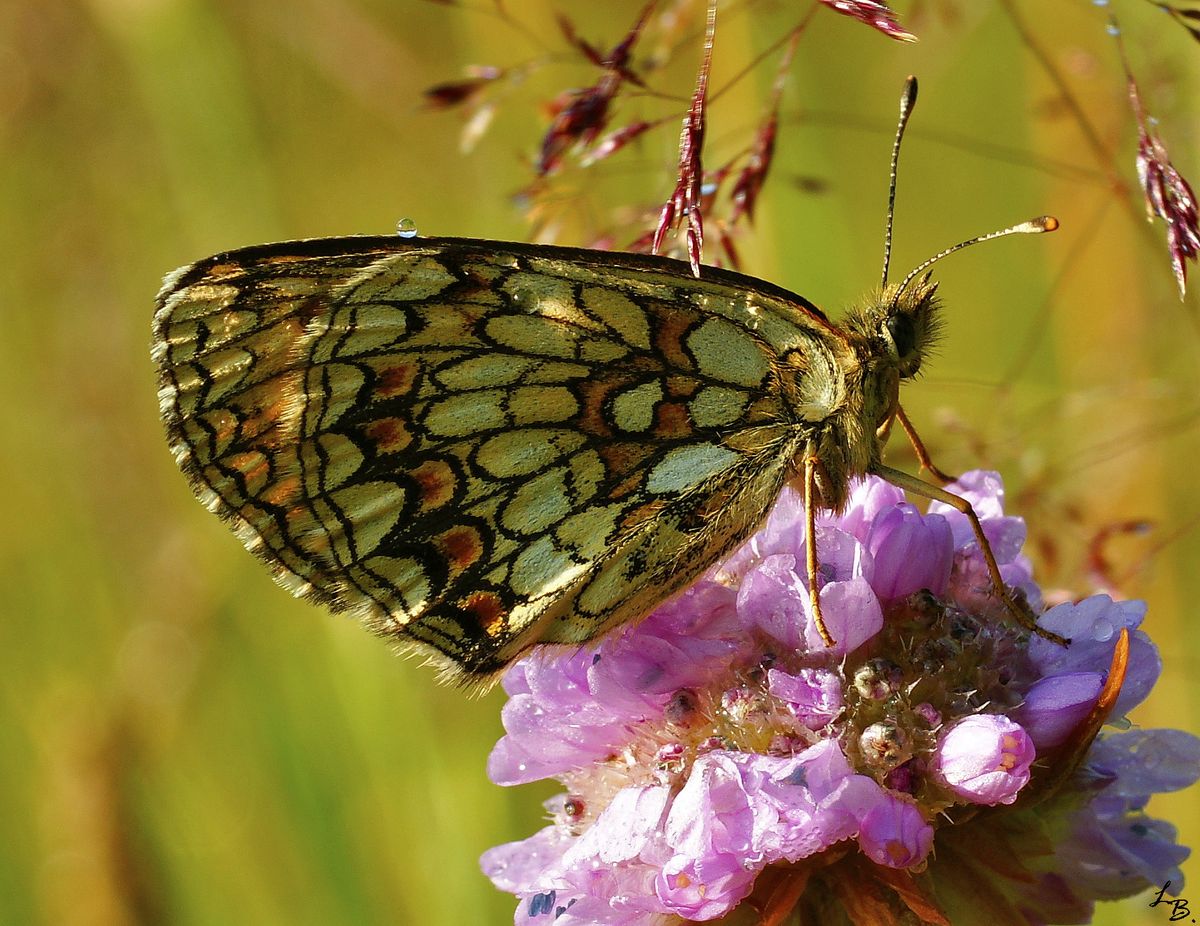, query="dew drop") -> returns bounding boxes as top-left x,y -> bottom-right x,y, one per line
1092,0 -> 1108,6
1091,618 -> 1115,642
700,181 -> 718,196
1106,22 -> 1120,36
396,217 -> 419,238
